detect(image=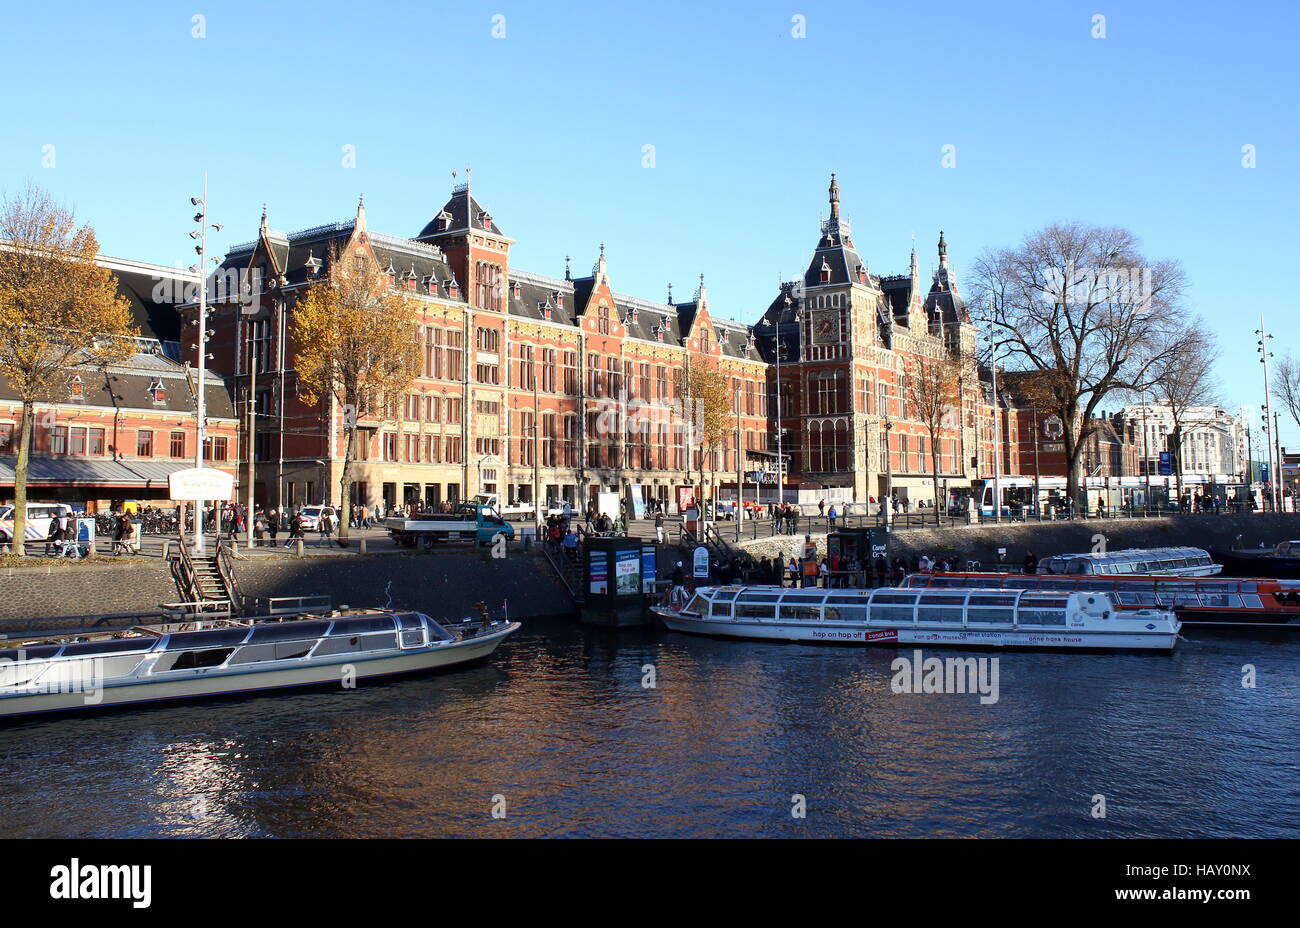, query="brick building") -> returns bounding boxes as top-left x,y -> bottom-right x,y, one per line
0,257 -> 238,509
